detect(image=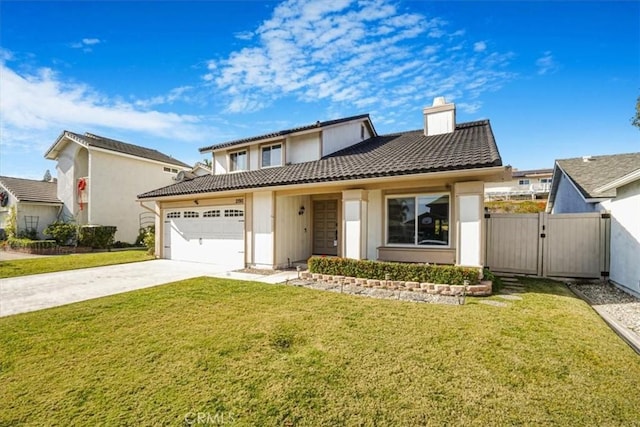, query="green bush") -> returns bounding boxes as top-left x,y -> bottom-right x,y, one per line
308,257 -> 480,286
142,226 -> 155,255
78,225 -> 117,249
44,221 -> 77,245
7,238 -> 57,251
17,228 -> 38,240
